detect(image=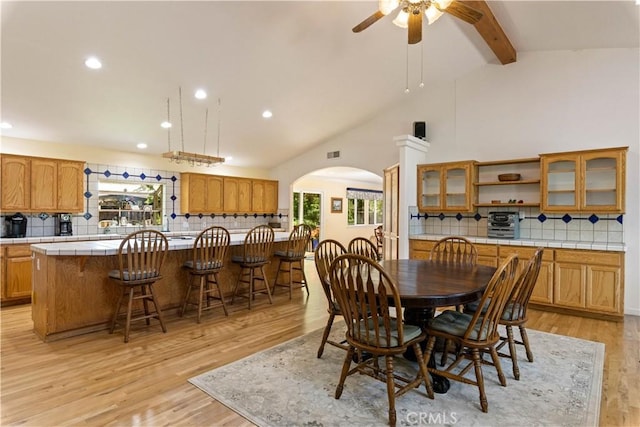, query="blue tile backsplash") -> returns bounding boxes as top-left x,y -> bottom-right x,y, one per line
408,206 -> 624,244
